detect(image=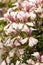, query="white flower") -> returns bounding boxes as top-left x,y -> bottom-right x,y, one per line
6,56 -> 11,64
4,38 -> 13,47
26,22 -> 34,26
22,1 -> 29,8
31,52 -> 40,60
29,37 -> 38,47
18,48 -> 25,55
1,61 -> 6,65
12,2 -> 18,6
10,12 -> 17,19
29,0 -> 42,4
32,52 -> 43,62
12,2 -> 19,10
18,23 -> 23,30
16,60 -> 20,65
12,23 -> 23,30
9,49 -> 16,57
41,55 -> 43,62
22,0 -> 29,7
28,2 -> 35,6
22,25 -> 29,33
14,40 -> 21,46
4,23 -> 17,35
4,24 -> 11,35
7,8 -> 13,13
16,48 -> 25,60
34,7 -> 42,13
12,6 -> 18,10
29,12 -> 36,20
36,0 -> 42,4
17,11 -> 28,22
29,0 -> 36,4
25,12 -> 30,18
30,27 -> 37,31
4,12 -> 17,22
27,59 -> 35,65
12,23 -> 18,30
20,38 -> 28,44
4,12 -> 9,21
17,11 -> 25,21
4,23 -> 10,31
22,1 -> 35,11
